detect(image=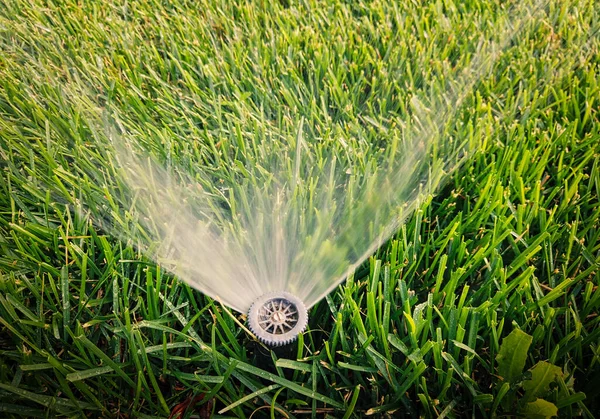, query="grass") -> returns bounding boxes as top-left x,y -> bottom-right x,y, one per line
0,0 -> 599,417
